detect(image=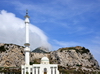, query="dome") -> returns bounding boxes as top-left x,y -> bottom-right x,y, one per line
41,57 -> 49,64
41,57 -> 49,61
